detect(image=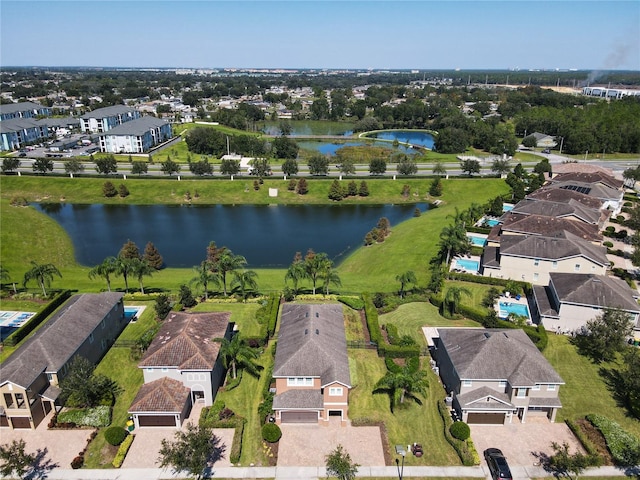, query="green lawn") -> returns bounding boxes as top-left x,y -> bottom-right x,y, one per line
190,301 -> 263,337
543,334 -> 640,438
